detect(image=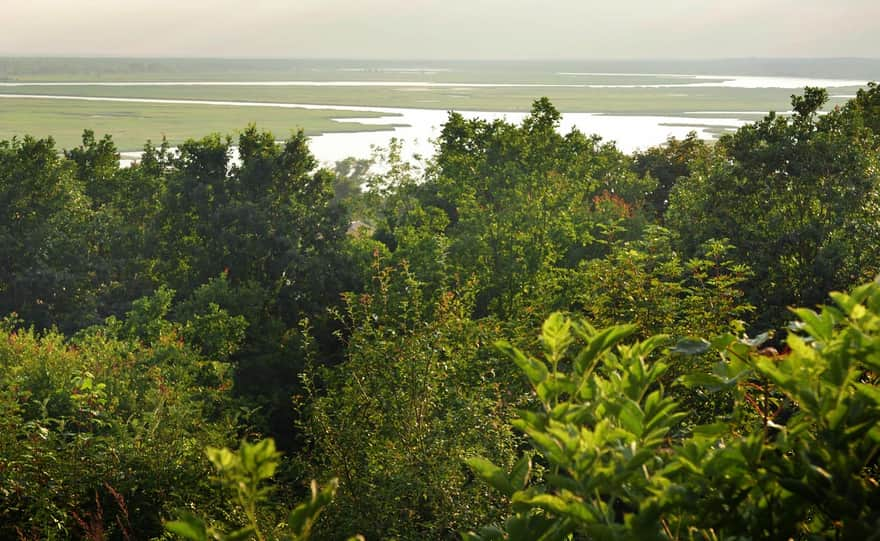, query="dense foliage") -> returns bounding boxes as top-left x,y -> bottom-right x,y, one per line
468,281 -> 880,540
300,263 -> 520,539
0,303 -> 240,539
1,84 -> 879,539
667,87 -> 880,328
